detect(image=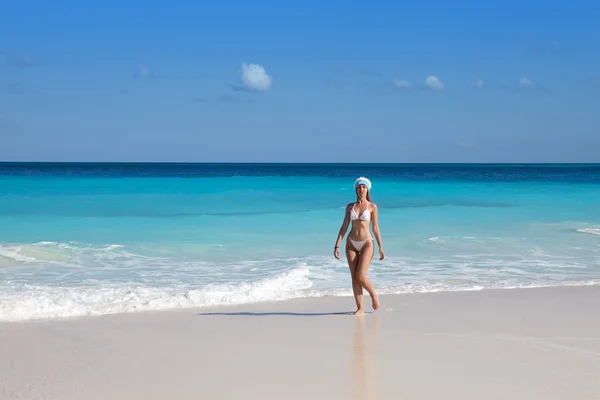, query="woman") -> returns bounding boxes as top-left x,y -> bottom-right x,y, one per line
334,176 -> 384,315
